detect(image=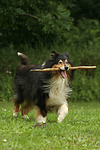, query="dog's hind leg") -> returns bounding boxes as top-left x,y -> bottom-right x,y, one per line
57,104 -> 68,123
21,109 -> 29,119
13,104 -> 19,117
21,103 -> 29,119
13,96 -> 20,117
13,92 -> 24,117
